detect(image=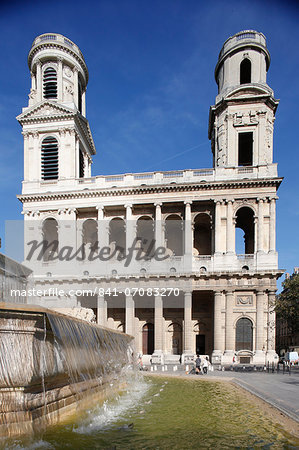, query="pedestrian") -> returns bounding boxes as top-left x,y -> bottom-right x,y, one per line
202,357 -> 209,374
195,354 -> 202,374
